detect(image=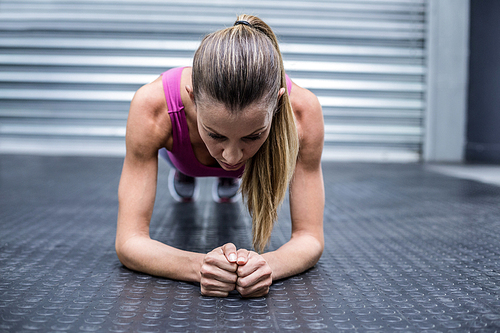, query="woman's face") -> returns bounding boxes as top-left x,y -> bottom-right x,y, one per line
196,100 -> 273,171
